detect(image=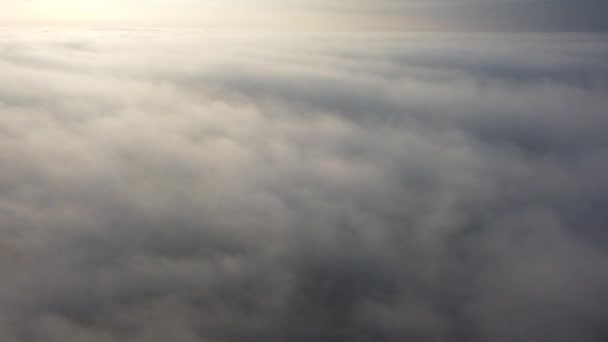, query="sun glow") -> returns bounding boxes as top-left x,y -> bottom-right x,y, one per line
4,0 -> 129,26
0,0 -> 439,30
